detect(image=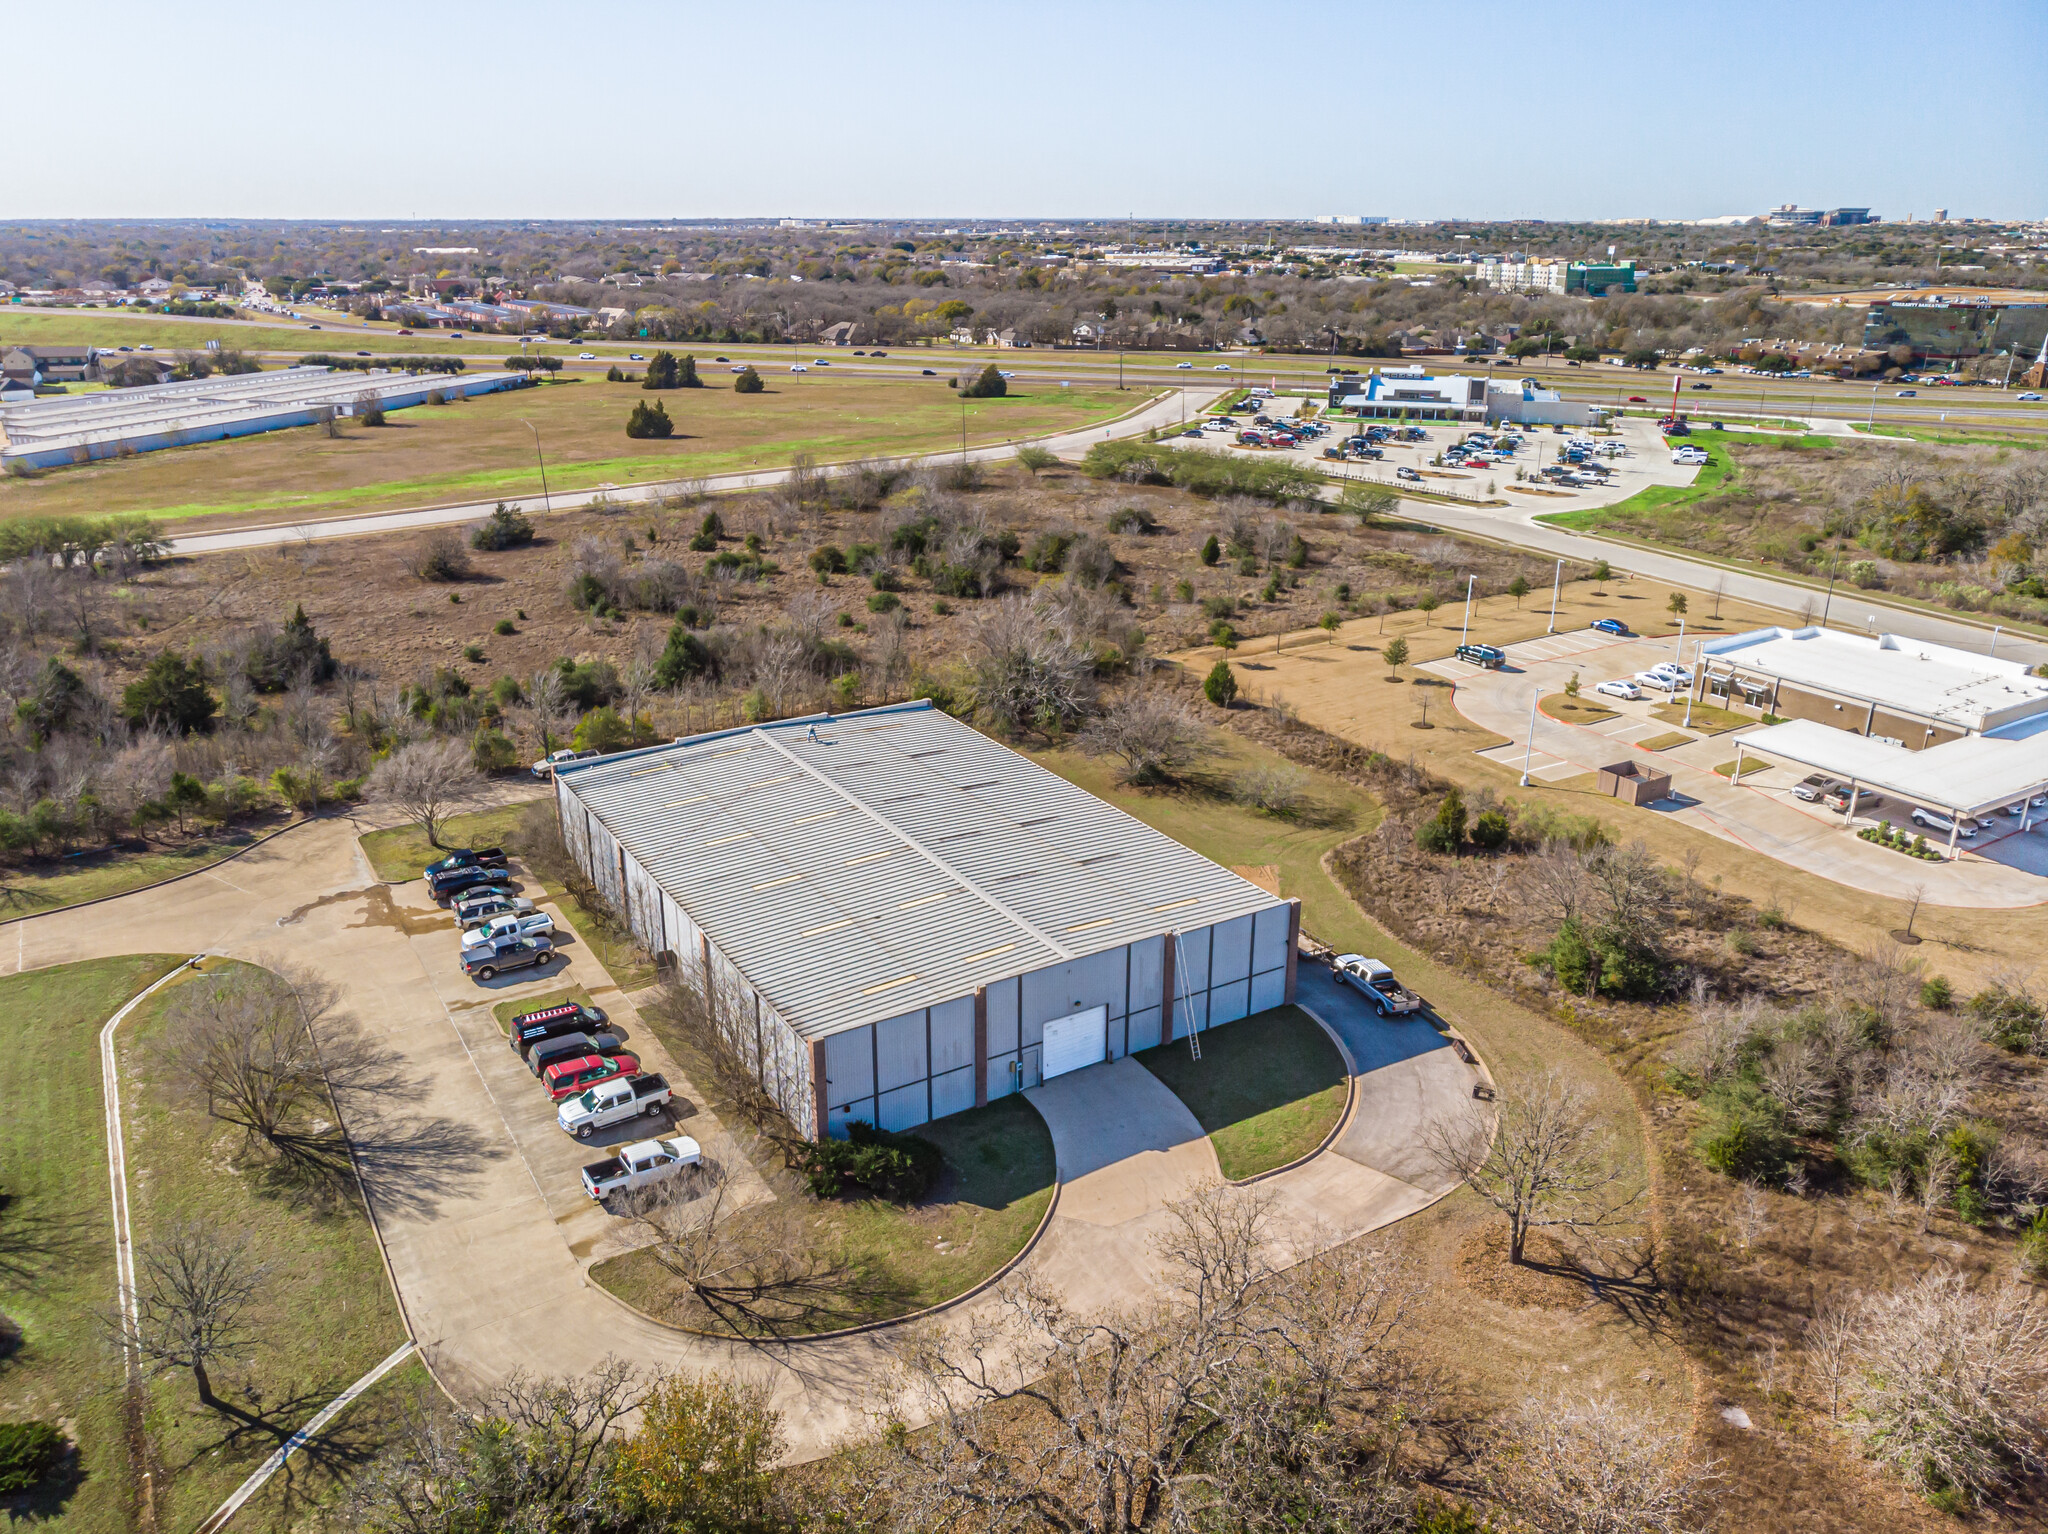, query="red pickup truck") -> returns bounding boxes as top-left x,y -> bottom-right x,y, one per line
542,1053 -> 639,1101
